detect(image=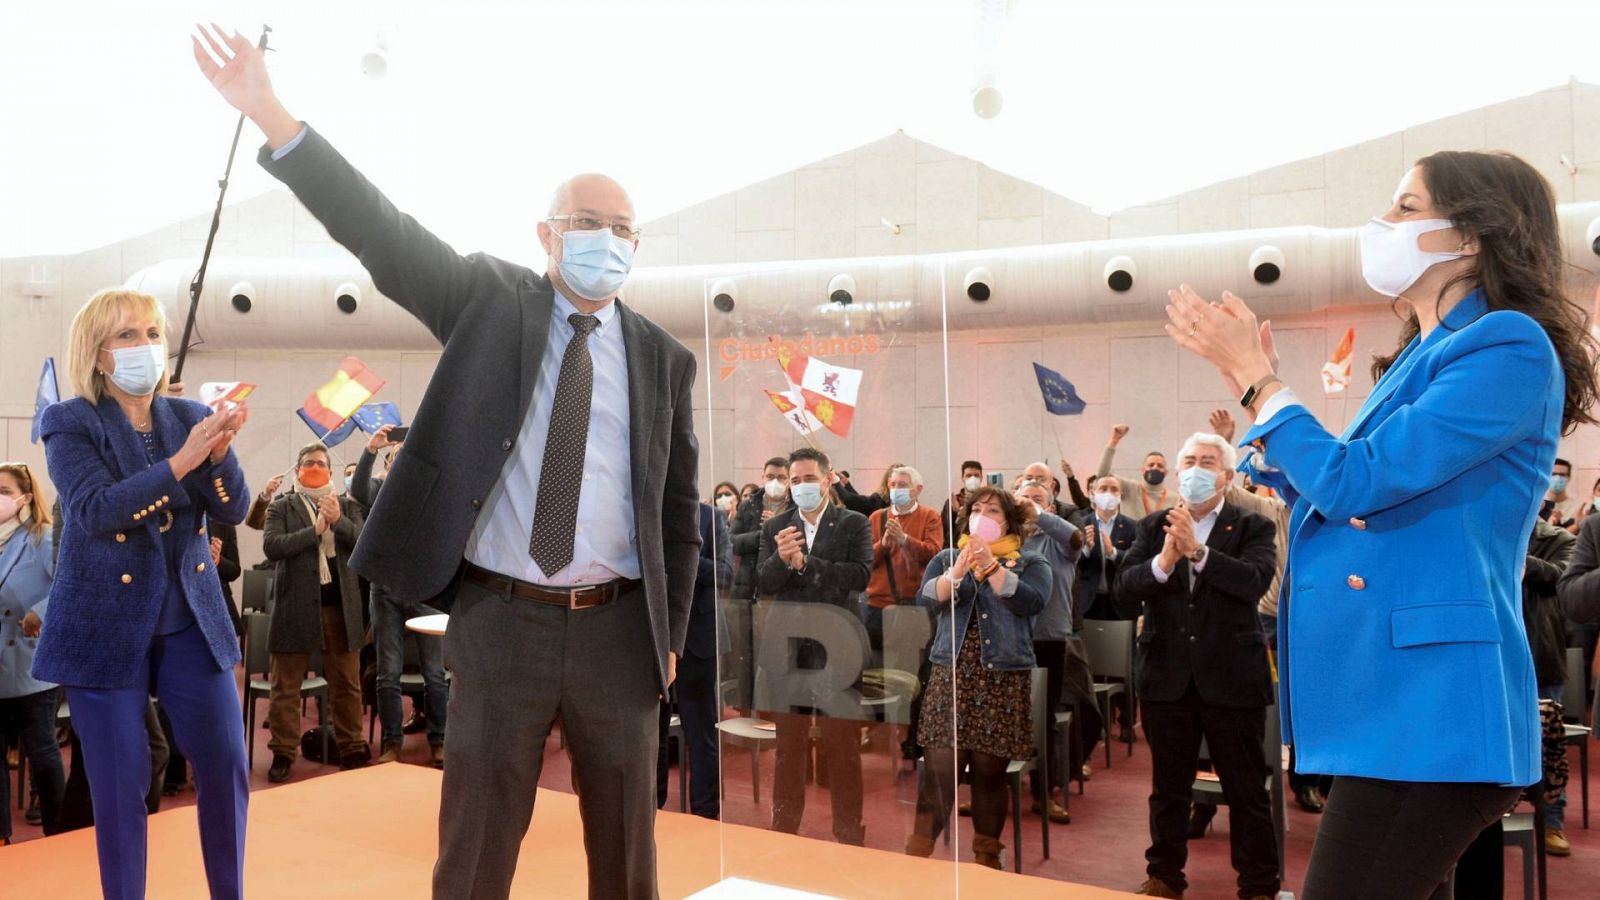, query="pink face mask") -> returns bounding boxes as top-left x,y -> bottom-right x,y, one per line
0,494 -> 20,524
968,512 -> 1004,544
